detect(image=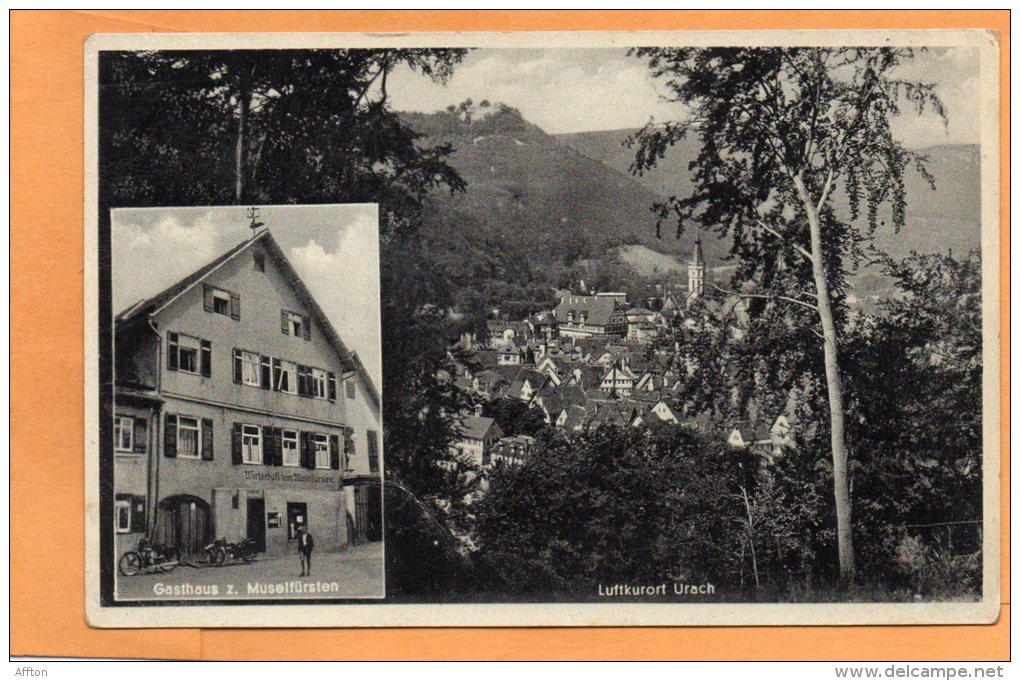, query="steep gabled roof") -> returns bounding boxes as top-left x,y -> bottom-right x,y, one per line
457,415 -> 502,441
508,368 -> 549,398
475,369 -> 509,387
116,229 -> 380,409
554,294 -> 618,327
560,404 -> 588,430
587,400 -> 638,428
574,336 -> 611,359
116,233 -> 258,323
728,420 -> 772,445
